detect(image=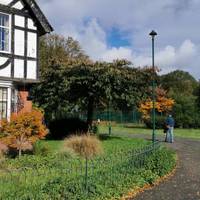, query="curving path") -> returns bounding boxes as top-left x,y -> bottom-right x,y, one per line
130,136 -> 200,200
